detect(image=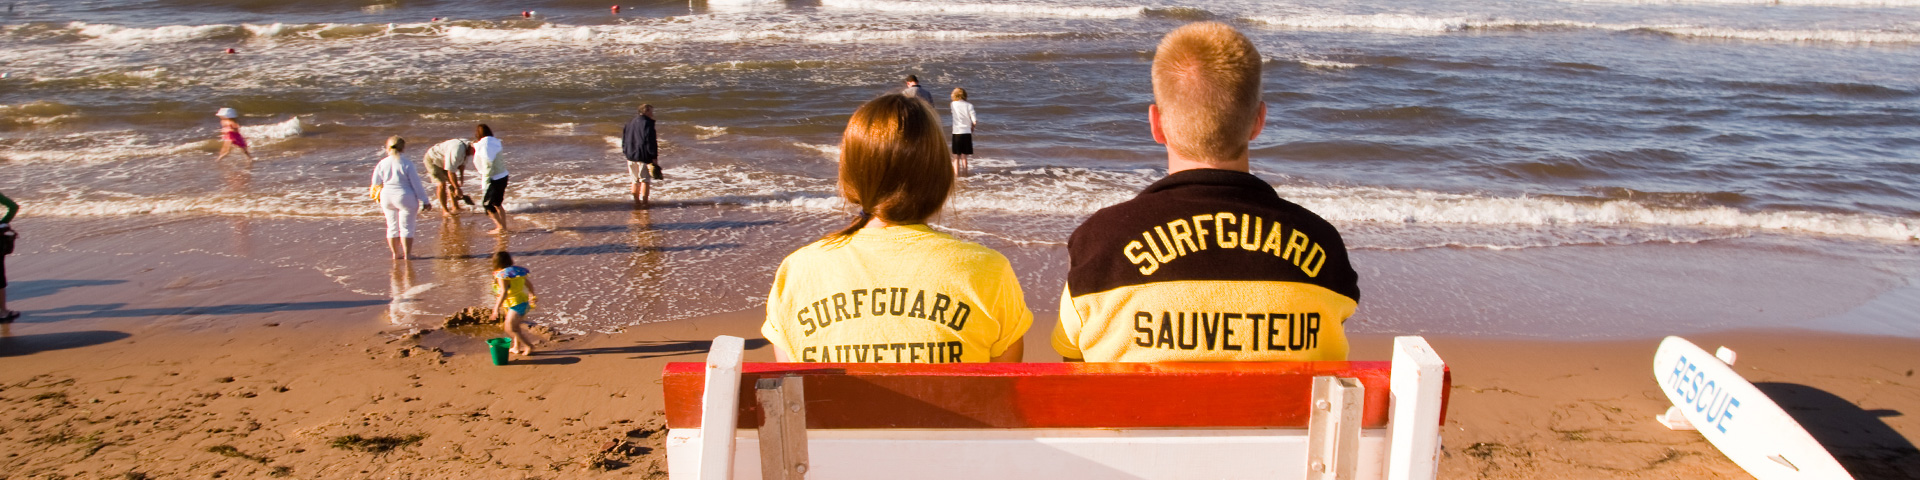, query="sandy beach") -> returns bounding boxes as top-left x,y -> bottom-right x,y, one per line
6,0 -> 1920,477
3,211 -> 1917,479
